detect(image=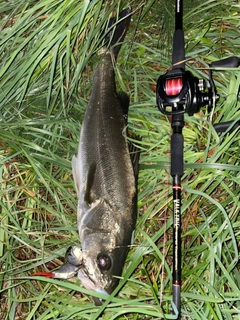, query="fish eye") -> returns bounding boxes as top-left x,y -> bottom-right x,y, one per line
97,253 -> 112,271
